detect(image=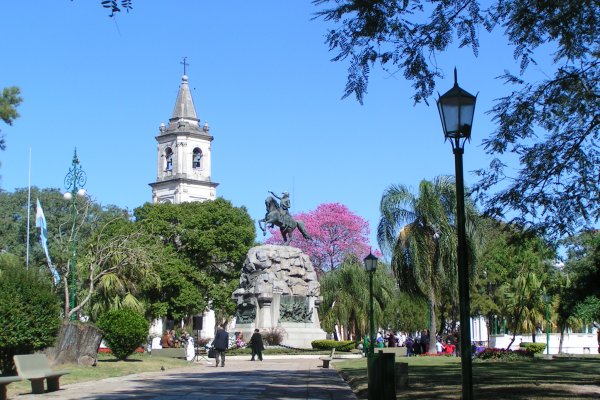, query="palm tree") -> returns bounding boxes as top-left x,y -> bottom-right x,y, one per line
377,176 -> 479,353
319,257 -> 394,340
